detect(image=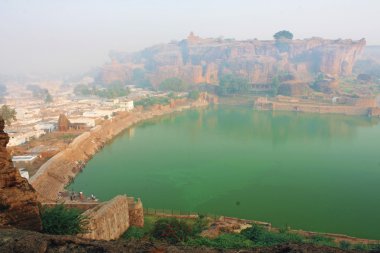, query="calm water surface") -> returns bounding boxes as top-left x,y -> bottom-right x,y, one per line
70,106 -> 380,239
